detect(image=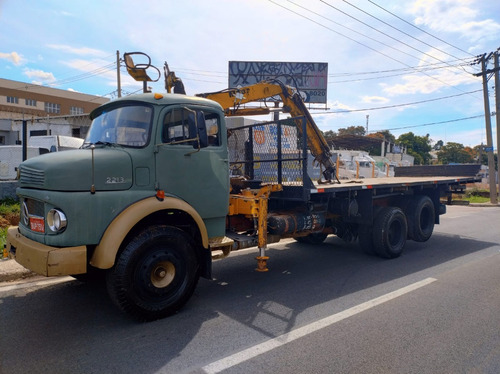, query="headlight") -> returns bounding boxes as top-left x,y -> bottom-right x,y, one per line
47,209 -> 67,232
